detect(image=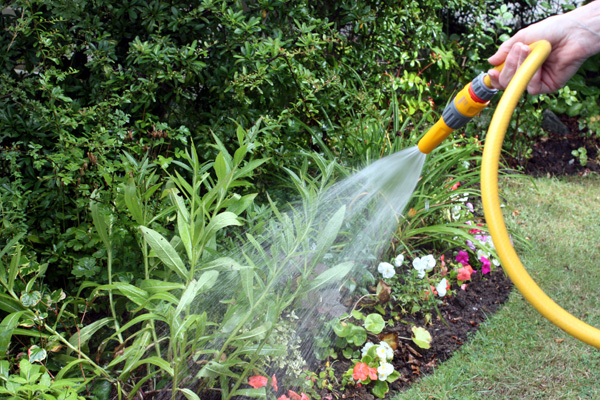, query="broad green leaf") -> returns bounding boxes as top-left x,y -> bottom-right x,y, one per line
140,226 -> 187,280
332,319 -> 352,338
68,317 -> 113,351
28,345 -> 47,363
20,291 -> 41,308
124,178 -> 144,225
0,311 -> 27,357
372,379 -> 389,398
71,256 -> 99,278
411,326 -> 432,349
347,325 -> 367,346
364,314 -> 385,334
306,261 -> 354,292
